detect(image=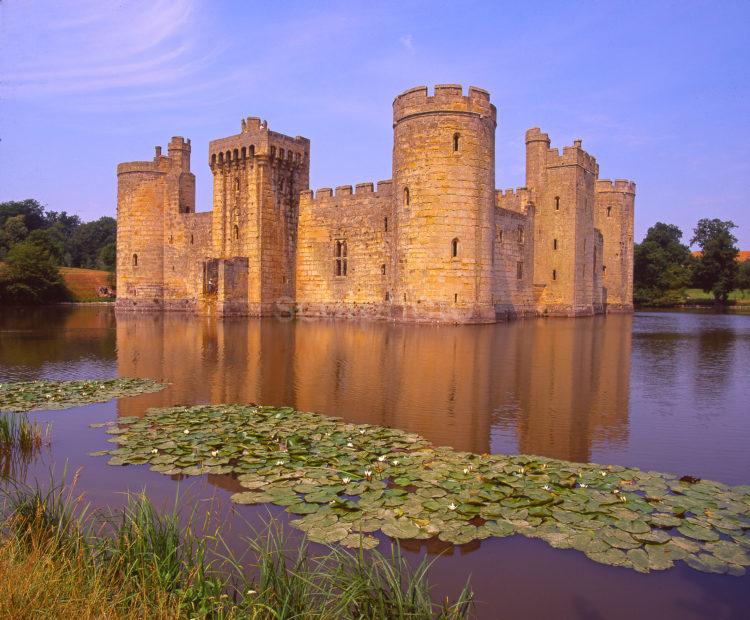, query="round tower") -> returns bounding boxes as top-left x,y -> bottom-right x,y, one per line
392,84 -> 497,321
115,149 -> 168,309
